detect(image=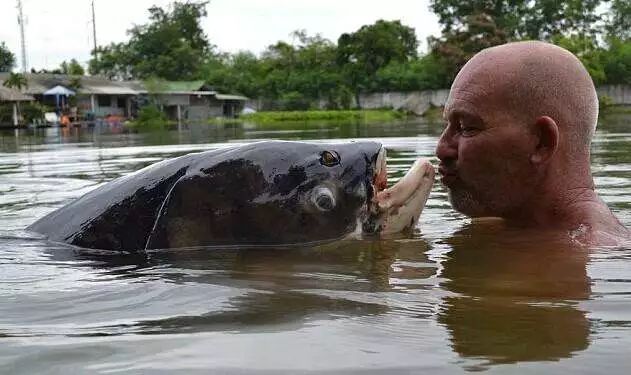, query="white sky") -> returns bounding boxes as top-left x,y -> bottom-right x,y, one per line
0,0 -> 441,71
